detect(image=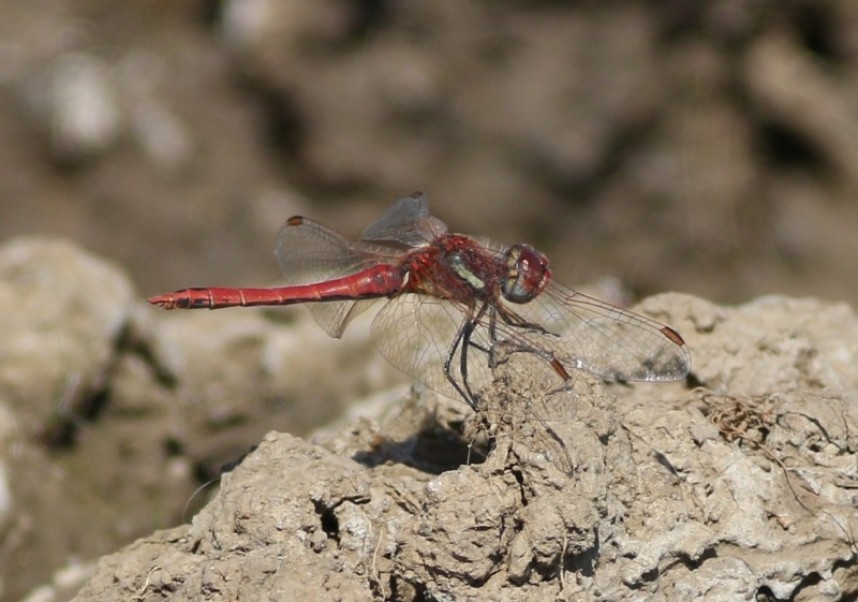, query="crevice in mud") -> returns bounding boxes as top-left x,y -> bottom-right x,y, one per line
313,501 -> 341,544
560,527 -> 599,580
40,320 -> 175,451
38,381 -> 110,449
411,581 -> 432,602
384,575 -> 433,602
678,547 -> 718,571
628,566 -> 660,588
658,548 -> 720,580
163,436 -> 184,457
792,2 -> 842,62
753,118 -> 829,174
510,465 -> 529,507
790,570 -> 823,598
42,313 -> 158,448
754,584 -> 777,601
129,338 -> 178,390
